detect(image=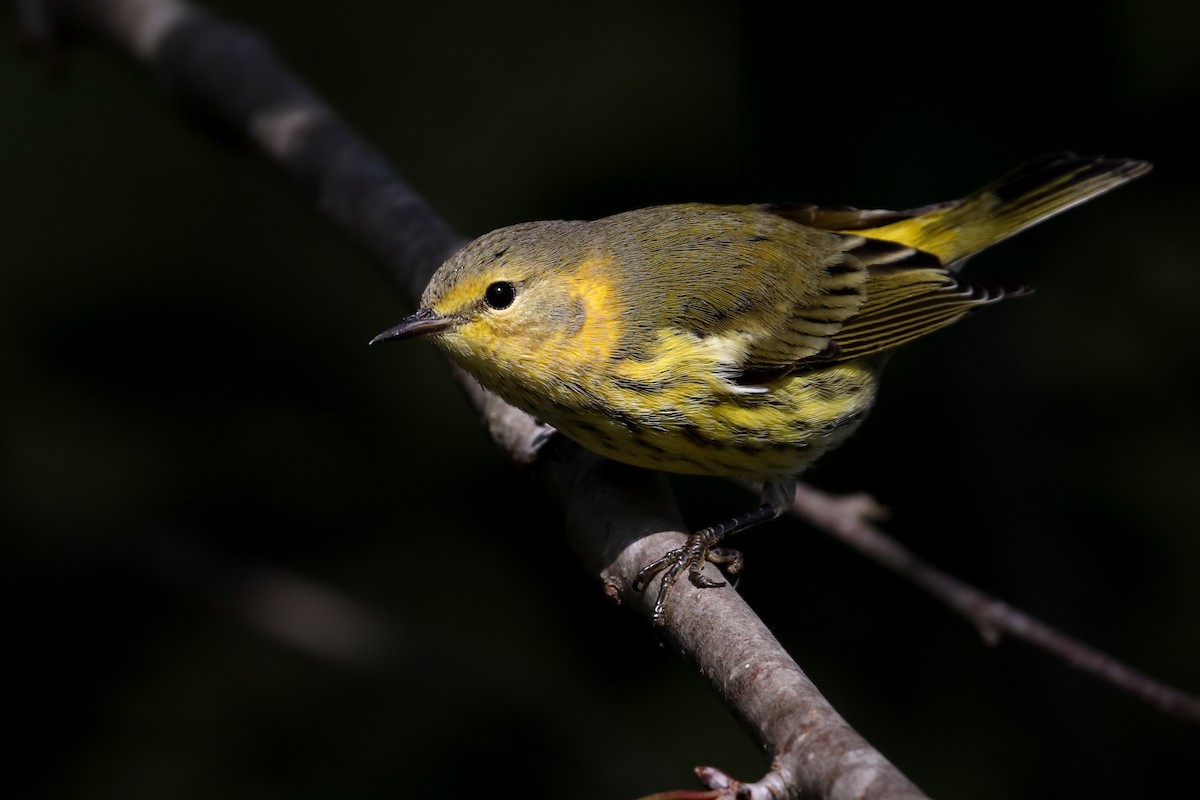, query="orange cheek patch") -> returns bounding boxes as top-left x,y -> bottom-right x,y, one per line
562,256 -> 624,365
